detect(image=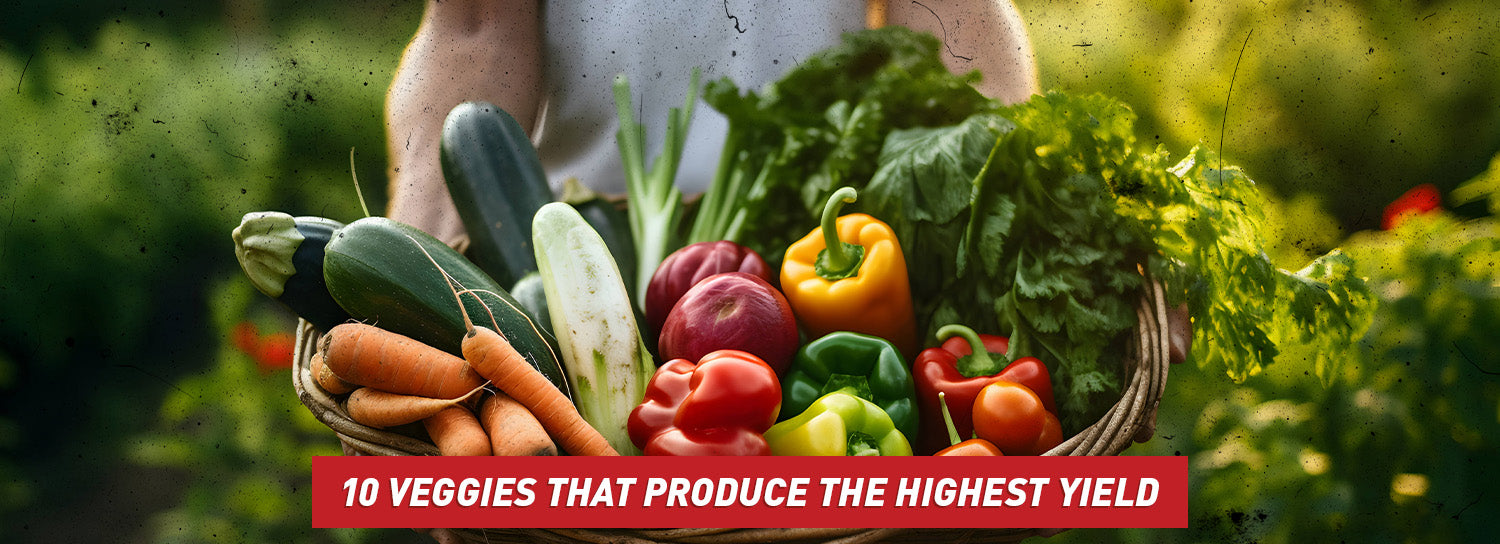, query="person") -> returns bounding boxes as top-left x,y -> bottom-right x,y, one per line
384,0 -> 1040,249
